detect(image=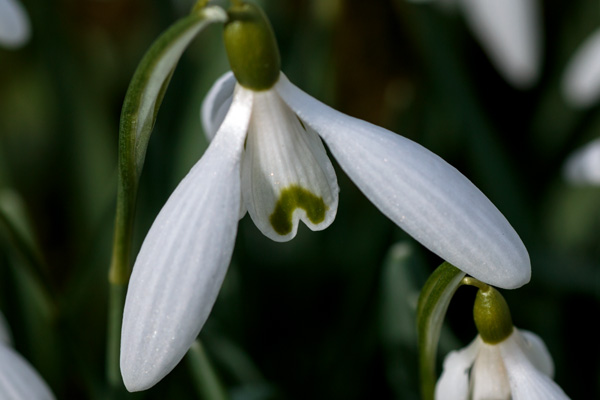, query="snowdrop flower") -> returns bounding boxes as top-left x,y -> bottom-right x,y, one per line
408,0 -> 542,88
0,0 -> 31,49
0,313 -> 55,400
562,138 -> 600,185
121,1 -> 530,391
563,28 -> 600,108
435,286 -> 569,400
